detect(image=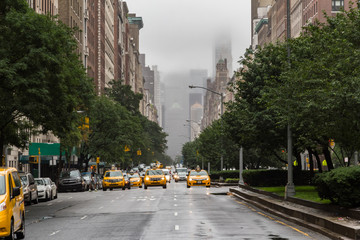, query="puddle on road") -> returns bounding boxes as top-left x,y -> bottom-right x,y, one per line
268,234 -> 289,240
209,192 -> 228,195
